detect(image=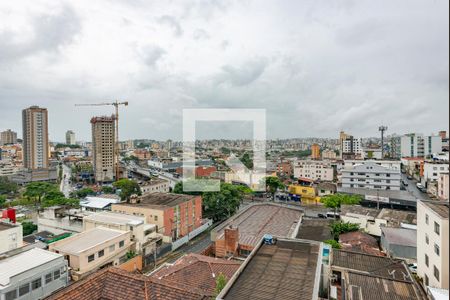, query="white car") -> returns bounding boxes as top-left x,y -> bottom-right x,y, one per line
408,263 -> 417,274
